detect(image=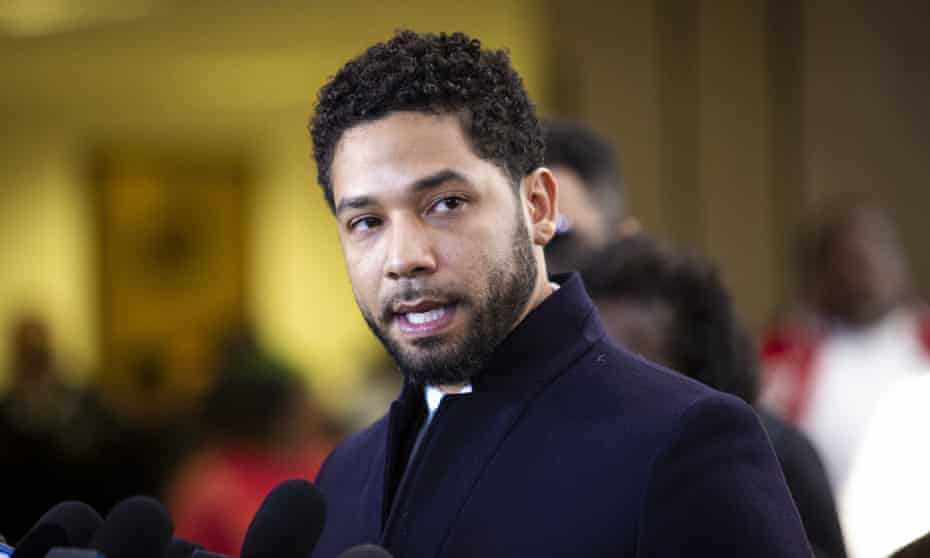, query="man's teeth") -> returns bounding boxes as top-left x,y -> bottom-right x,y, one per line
405,307 -> 447,325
